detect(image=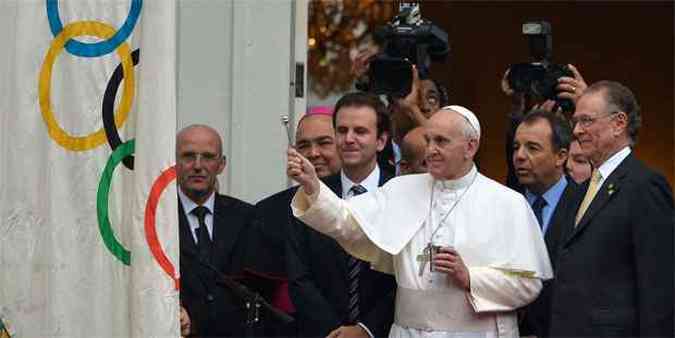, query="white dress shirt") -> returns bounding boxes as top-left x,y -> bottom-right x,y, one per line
178,189 -> 215,243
